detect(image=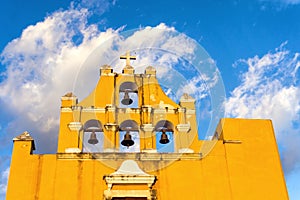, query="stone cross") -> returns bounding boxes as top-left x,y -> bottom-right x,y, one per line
120,51 -> 136,66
